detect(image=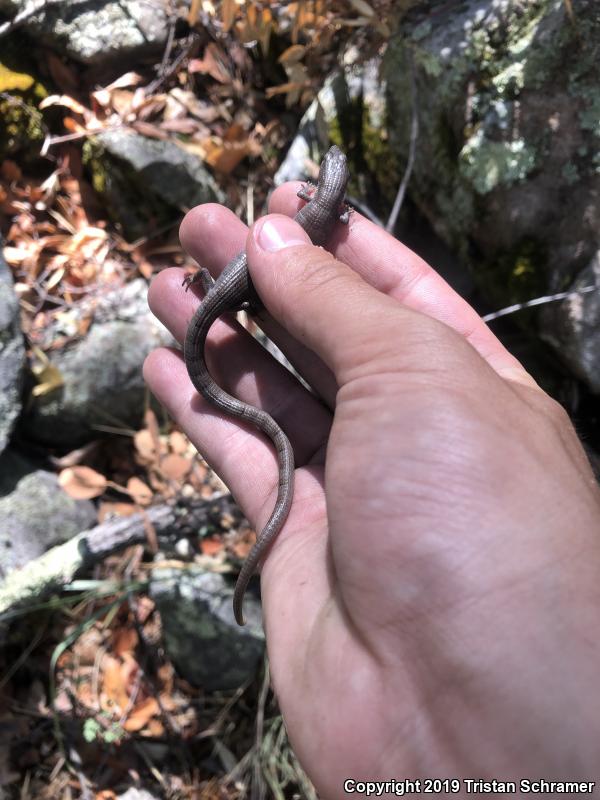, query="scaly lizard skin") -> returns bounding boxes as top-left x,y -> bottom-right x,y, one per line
183,146 -> 350,624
